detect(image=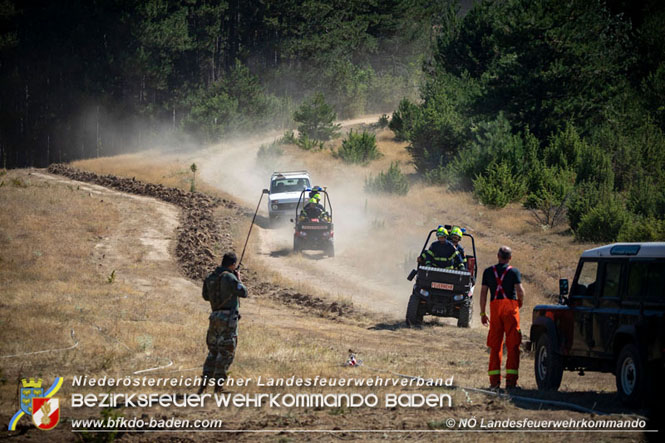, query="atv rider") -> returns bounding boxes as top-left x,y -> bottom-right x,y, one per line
299,194 -> 330,222
419,226 -> 460,268
448,226 -> 467,270
309,186 -> 323,199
